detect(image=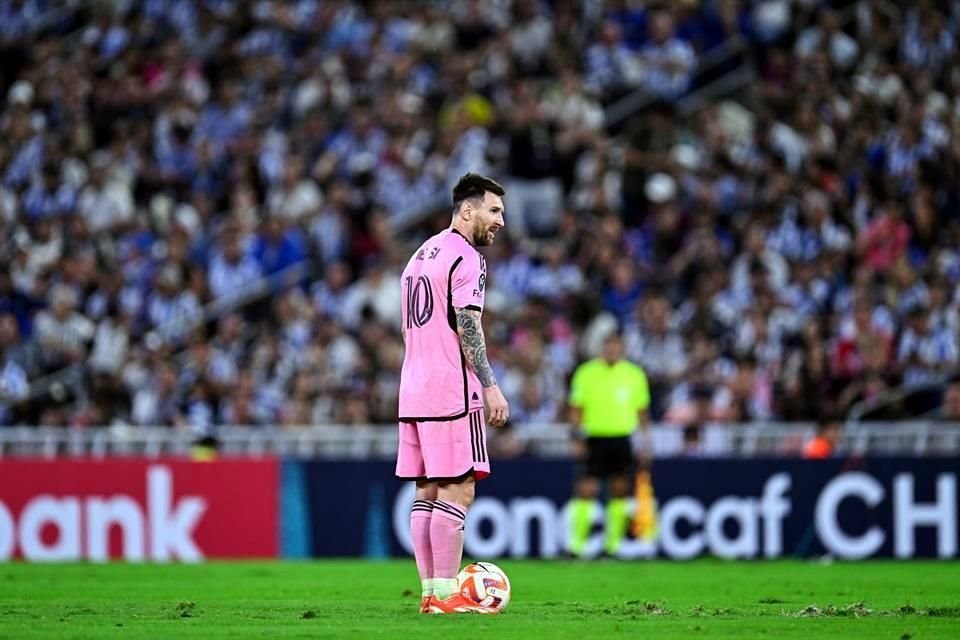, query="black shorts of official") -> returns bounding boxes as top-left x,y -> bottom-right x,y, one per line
582,435 -> 633,478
